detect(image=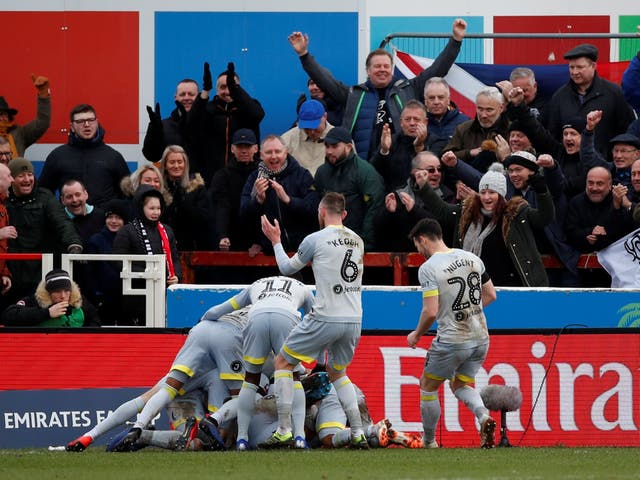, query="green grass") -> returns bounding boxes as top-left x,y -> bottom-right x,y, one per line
0,447 -> 637,480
